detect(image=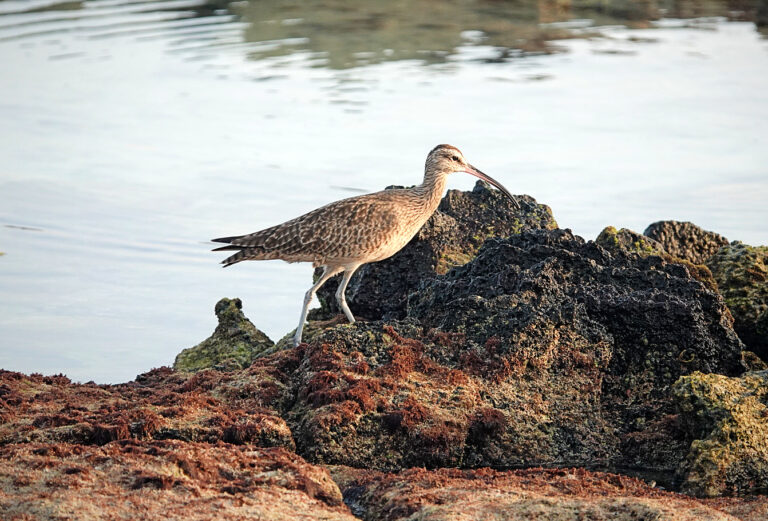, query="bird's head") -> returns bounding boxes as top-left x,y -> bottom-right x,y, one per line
426,144 -> 520,209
